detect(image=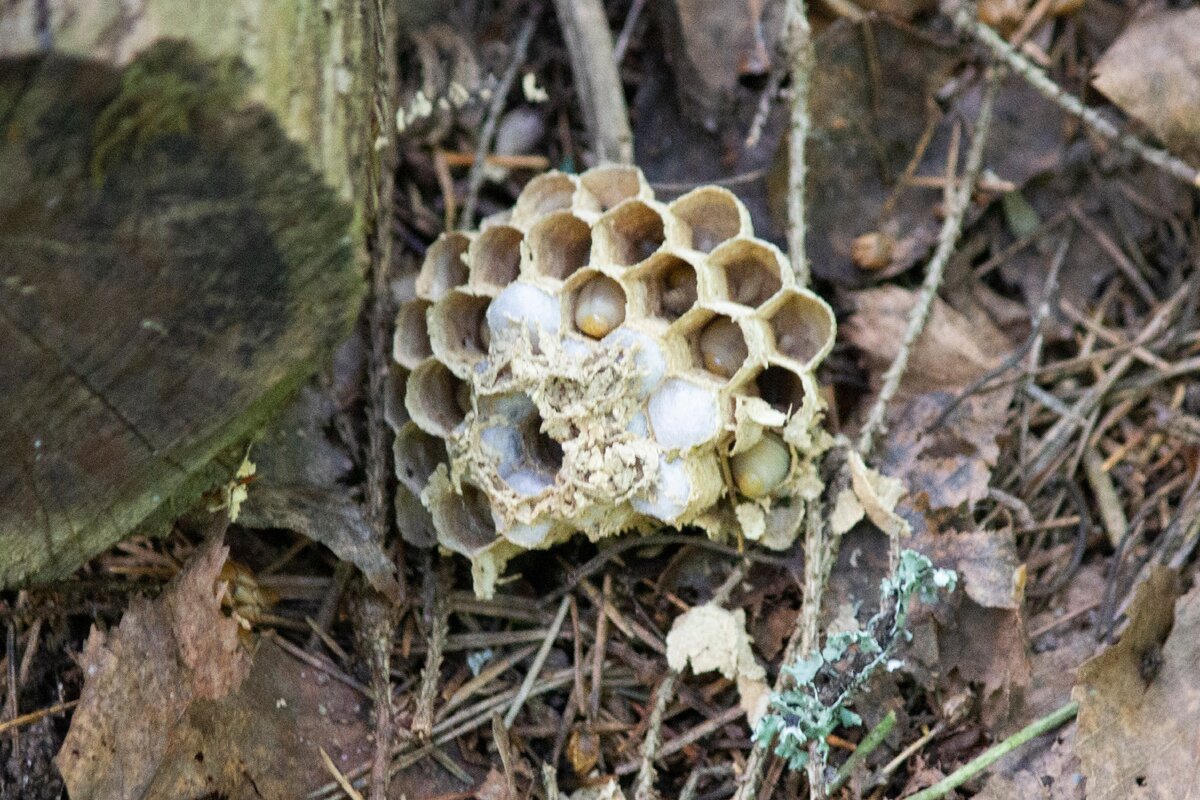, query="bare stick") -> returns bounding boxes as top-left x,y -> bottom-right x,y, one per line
856,70 -> 999,456
827,709 -> 897,793
633,672 -> 677,800
458,16 -> 538,229
320,747 -> 366,800
903,701 -> 1078,800
954,6 -> 1200,188
0,699 -> 78,736
412,565 -> 448,737
504,595 -> 571,727
551,0 -> 634,163
783,0 -> 815,286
